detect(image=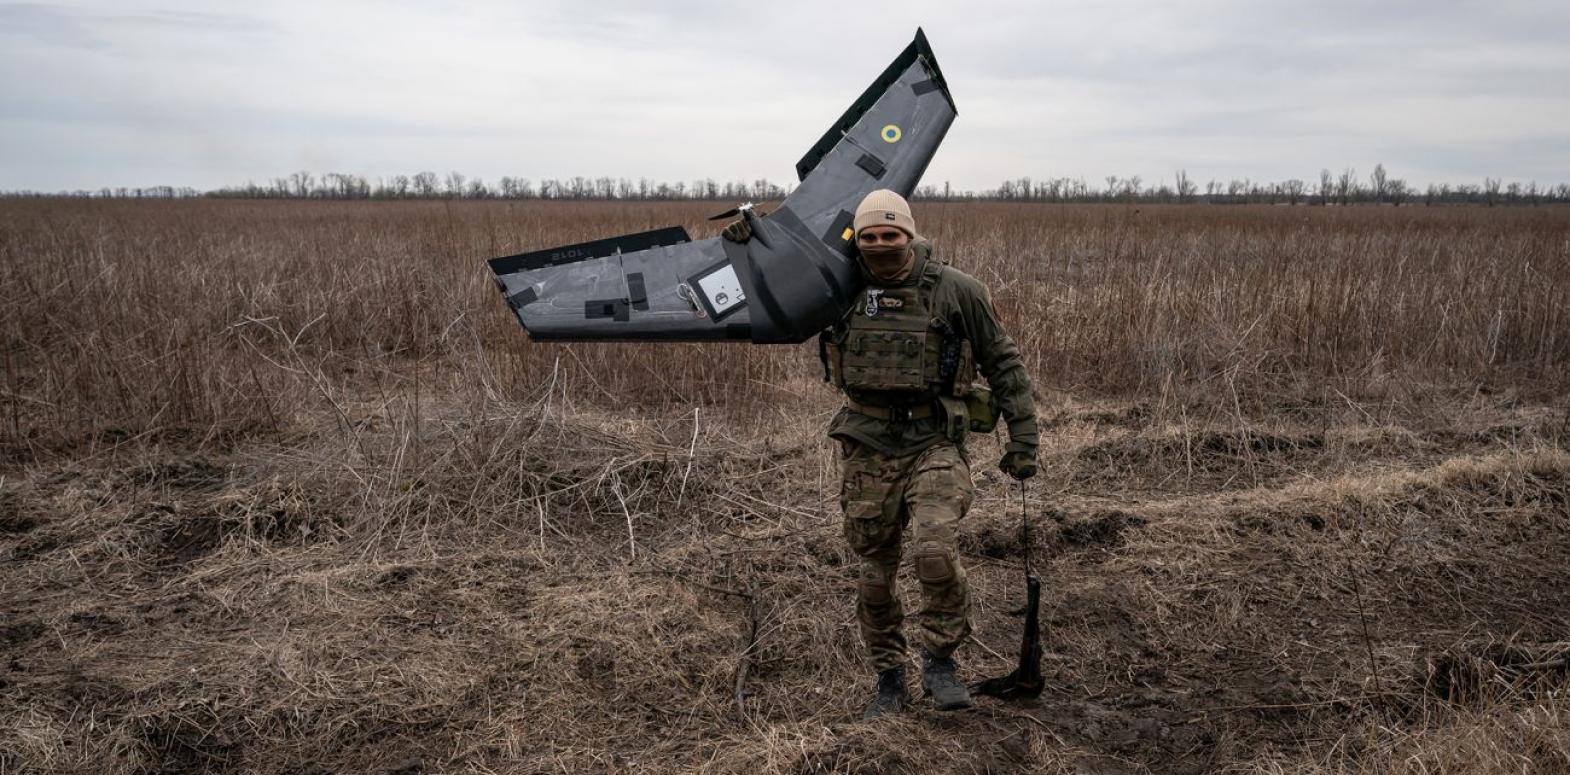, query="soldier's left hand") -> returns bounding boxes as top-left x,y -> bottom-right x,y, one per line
999,450 -> 1037,480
